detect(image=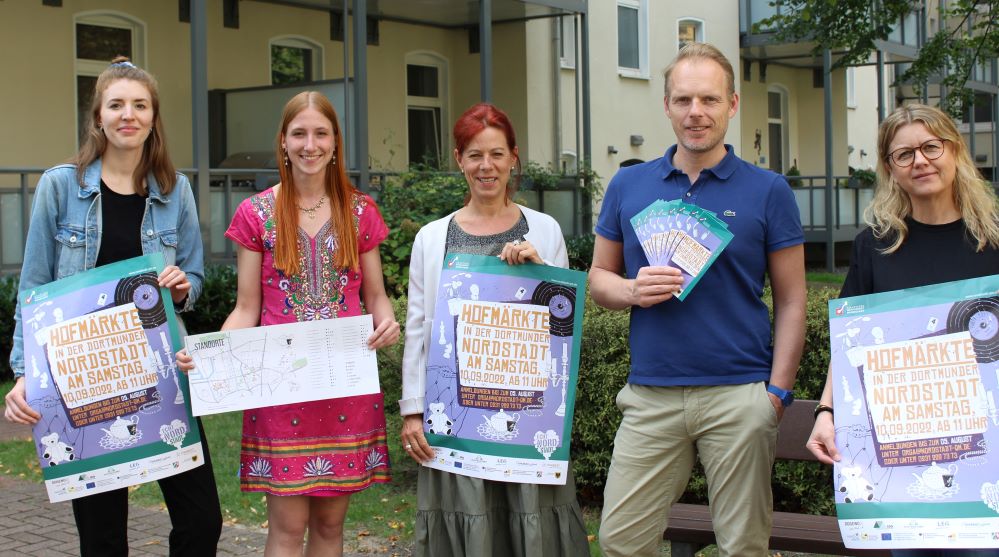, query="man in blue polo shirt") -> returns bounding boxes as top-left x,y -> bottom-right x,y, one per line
590,42 -> 806,556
